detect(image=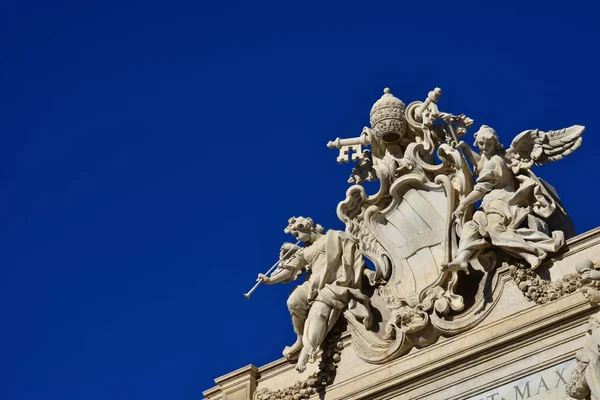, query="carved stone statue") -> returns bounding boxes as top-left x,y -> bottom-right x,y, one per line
566,260 -> 600,399
442,124 -> 583,272
567,312 -> 600,399
248,86 -> 587,378
258,217 -> 373,372
576,259 -> 600,305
